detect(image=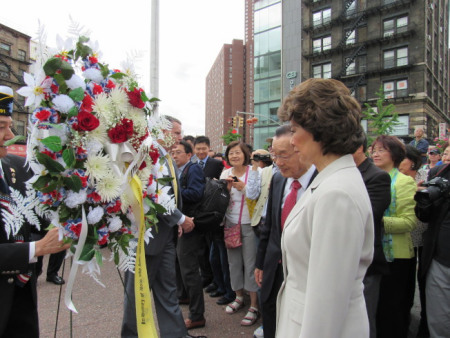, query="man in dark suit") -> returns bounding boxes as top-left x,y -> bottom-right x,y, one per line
121,116 -> 204,338
172,141 -> 207,330
0,85 -> 69,337
254,126 -> 317,338
352,133 -> 391,338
